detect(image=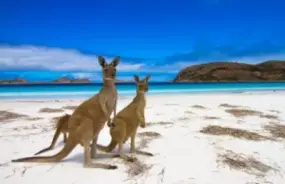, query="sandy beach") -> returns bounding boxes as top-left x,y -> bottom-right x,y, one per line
0,92 -> 285,184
